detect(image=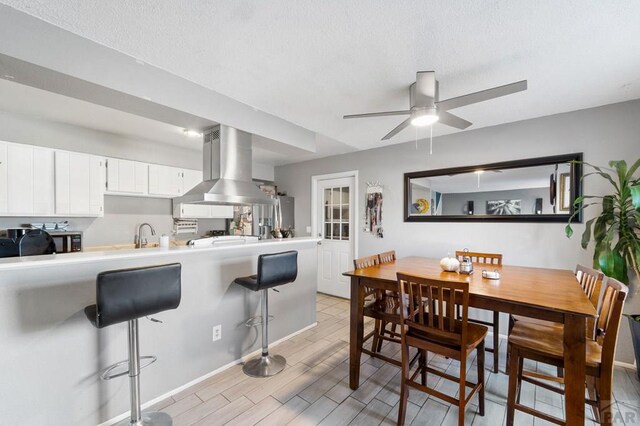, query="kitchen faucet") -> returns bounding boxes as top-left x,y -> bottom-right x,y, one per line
135,223 -> 156,248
